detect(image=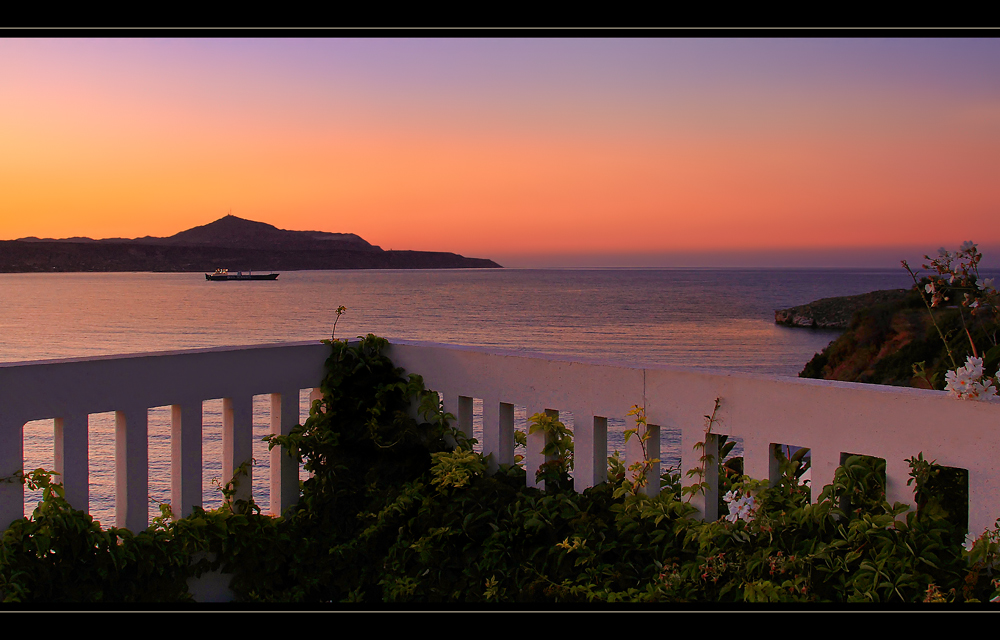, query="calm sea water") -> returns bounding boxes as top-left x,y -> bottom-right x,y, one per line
1,267 -> 917,525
